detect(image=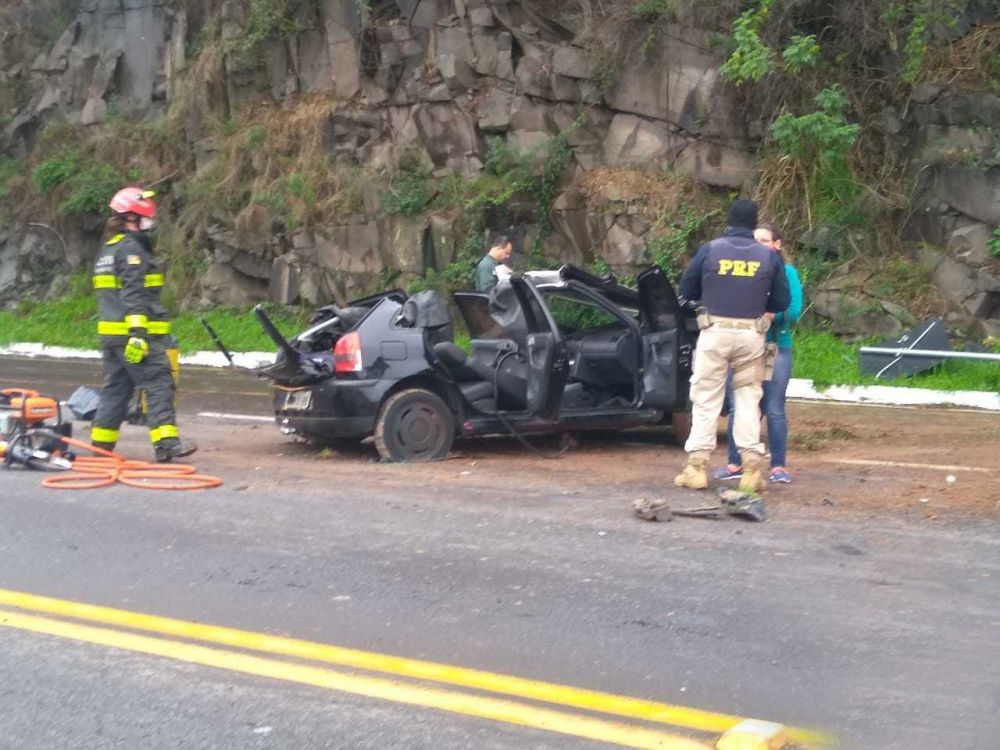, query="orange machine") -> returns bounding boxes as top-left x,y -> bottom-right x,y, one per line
1,388 -> 72,462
